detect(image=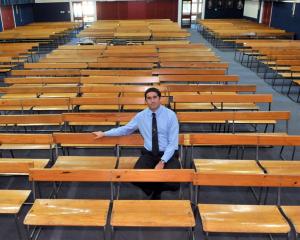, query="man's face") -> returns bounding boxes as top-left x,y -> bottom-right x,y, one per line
145,91 -> 161,111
